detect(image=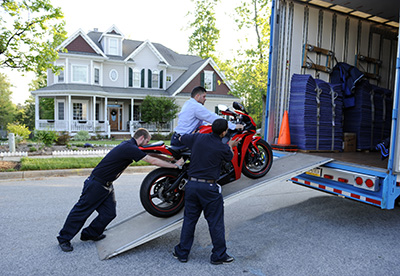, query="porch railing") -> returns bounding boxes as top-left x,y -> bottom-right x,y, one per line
36,120 -> 108,133
128,121 -> 172,133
